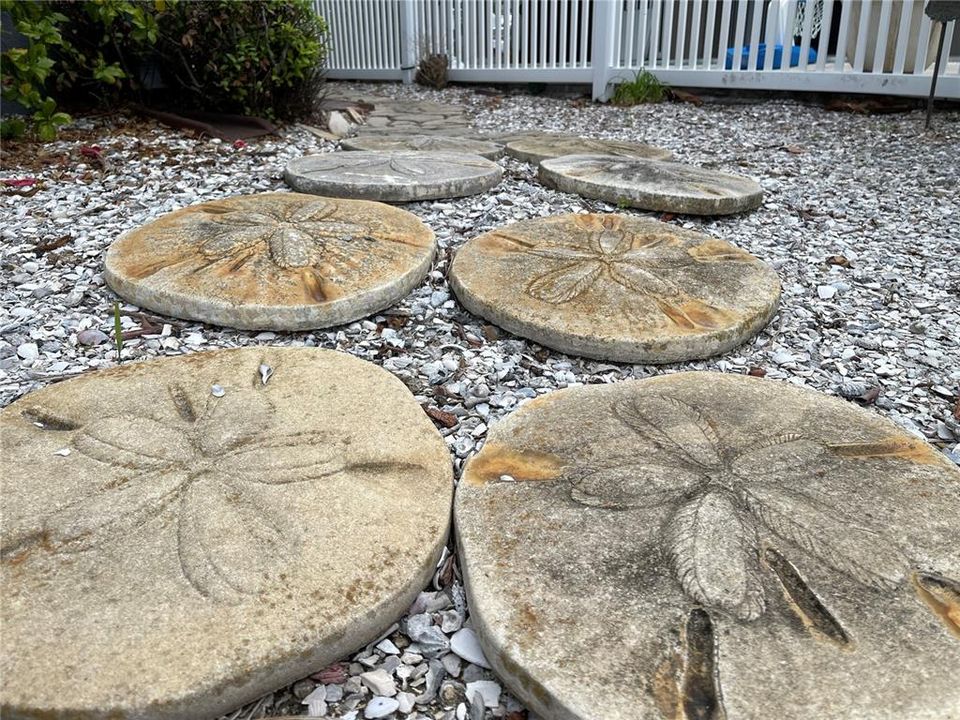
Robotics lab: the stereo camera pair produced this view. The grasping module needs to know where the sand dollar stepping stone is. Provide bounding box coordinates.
[456,372,960,720]
[341,134,504,159]
[104,192,434,330]
[0,347,452,719]
[449,213,779,363]
[505,134,672,165]
[481,129,565,144]
[284,151,502,202]
[540,155,763,215]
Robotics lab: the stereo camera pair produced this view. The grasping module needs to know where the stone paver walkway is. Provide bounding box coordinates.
[350,97,473,136]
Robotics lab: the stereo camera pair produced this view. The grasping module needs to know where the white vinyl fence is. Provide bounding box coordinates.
[315,0,960,100]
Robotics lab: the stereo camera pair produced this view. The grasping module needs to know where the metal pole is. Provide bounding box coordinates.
[925,22,946,130]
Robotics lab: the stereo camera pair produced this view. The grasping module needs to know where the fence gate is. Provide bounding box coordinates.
[314,0,960,99]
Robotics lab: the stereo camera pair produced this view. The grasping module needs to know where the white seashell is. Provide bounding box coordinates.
[259,364,274,385]
[211,384,226,398]
[838,380,867,398]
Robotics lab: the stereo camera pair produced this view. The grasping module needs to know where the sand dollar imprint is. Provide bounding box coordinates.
[539,155,764,215]
[450,214,780,363]
[284,151,503,202]
[104,192,435,330]
[456,374,960,720]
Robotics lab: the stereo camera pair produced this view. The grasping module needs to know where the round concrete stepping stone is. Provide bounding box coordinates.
[449,213,780,363]
[505,134,672,165]
[456,372,960,720]
[540,155,763,215]
[284,151,502,202]
[479,129,566,145]
[341,134,504,159]
[0,347,452,719]
[104,192,435,330]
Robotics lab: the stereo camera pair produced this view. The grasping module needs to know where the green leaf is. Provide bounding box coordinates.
[94,64,126,84]
[36,122,56,142]
[0,117,27,140]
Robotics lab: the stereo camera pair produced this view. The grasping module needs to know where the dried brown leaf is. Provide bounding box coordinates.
[424,406,458,428]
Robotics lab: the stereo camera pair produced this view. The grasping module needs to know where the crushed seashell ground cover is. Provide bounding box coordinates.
[1,81,958,719]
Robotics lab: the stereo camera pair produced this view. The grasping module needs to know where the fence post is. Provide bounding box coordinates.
[592,0,617,101]
[399,0,418,83]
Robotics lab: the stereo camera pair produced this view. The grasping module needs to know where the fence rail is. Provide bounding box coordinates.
[314,0,960,99]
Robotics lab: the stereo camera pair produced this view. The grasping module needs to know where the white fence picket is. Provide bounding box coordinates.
[703,0,718,70]
[763,0,779,71]
[747,0,763,72]
[690,0,703,69]
[872,0,895,75]
[318,0,960,99]
[676,0,688,68]
[798,0,815,71]
[913,11,933,73]
[816,0,835,71]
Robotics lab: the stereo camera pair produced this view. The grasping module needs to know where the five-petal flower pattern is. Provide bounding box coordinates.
[197,197,396,272]
[48,385,351,602]
[571,158,733,197]
[571,393,910,621]
[300,153,491,180]
[493,214,750,329]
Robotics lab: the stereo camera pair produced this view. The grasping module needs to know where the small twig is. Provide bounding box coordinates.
[2,185,42,198]
[24,368,96,384]
[113,302,123,362]
[121,310,185,330]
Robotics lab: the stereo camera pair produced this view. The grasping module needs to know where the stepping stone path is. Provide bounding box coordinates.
[341,133,504,159]
[104,192,435,330]
[285,151,502,202]
[540,155,764,215]
[505,134,673,165]
[0,347,452,719]
[456,371,960,720]
[450,213,780,362]
[350,98,473,136]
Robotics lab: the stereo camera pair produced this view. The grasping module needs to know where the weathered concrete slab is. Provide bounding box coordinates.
[341,134,504,159]
[456,371,960,720]
[285,152,502,202]
[450,213,780,363]
[540,155,764,215]
[505,135,672,165]
[1,347,453,719]
[105,192,435,330]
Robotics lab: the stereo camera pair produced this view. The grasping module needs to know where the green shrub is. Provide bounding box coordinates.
[612,69,667,106]
[152,0,328,120]
[0,0,72,139]
[1,0,328,140]
[53,0,169,102]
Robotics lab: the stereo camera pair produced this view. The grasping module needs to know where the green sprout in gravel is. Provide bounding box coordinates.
[613,69,667,106]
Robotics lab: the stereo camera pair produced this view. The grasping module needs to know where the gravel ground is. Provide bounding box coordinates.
[2,81,958,719]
